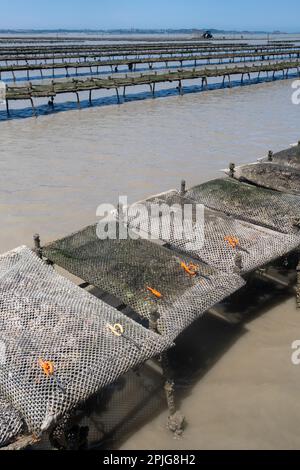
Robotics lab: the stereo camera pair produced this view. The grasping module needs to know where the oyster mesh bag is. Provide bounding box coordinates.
[186,178,300,234]
[0,246,169,435]
[123,190,300,274]
[43,222,245,341]
[0,394,23,448]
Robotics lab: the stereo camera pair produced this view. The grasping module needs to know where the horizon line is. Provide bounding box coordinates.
[0,28,296,33]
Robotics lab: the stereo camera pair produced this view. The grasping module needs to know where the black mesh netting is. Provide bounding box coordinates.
[231,162,300,195]
[262,144,300,169]
[0,246,169,436]
[0,395,24,448]
[42,223,245,341]
[123,191,300,274]
[186,178,300,234]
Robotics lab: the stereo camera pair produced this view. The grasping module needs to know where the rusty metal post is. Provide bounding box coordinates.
[178,80,183,95]
[149,308,160,334]
[6,99,10,116]
[151,82,156,98]
[180,180,186,196]
[148,308,185,437]
[161,353,184,437]
[229,162,235,178]
[74,91,80,108]
[33,234,42,259]
[234,253,243,274]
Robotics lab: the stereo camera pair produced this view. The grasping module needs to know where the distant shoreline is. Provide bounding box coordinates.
[0,29,292,35]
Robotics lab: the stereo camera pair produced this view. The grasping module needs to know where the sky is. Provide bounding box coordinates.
[0,0,299,32]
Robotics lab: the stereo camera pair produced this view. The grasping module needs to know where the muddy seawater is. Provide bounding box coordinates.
[1,42,300,449]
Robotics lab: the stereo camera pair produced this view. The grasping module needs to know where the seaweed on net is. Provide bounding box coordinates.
[263,144,300,170]
[43,222,245,340]
[186,178,300,234]
[231,162,300,195]
[123,190,300,274]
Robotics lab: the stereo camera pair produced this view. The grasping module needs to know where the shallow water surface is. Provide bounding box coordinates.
[0,76,299,252]
[1,35,300,451]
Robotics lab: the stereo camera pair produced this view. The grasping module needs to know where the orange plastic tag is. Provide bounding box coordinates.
[38,359,54,377]
[181,262,198,276]
[224,236,239,249]
[146,286,162,299]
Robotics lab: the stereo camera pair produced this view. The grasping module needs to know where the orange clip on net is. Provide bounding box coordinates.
[146,286,162,299]
[180,262,199,276]
[224,236,239,249]
[38,359,55,377]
